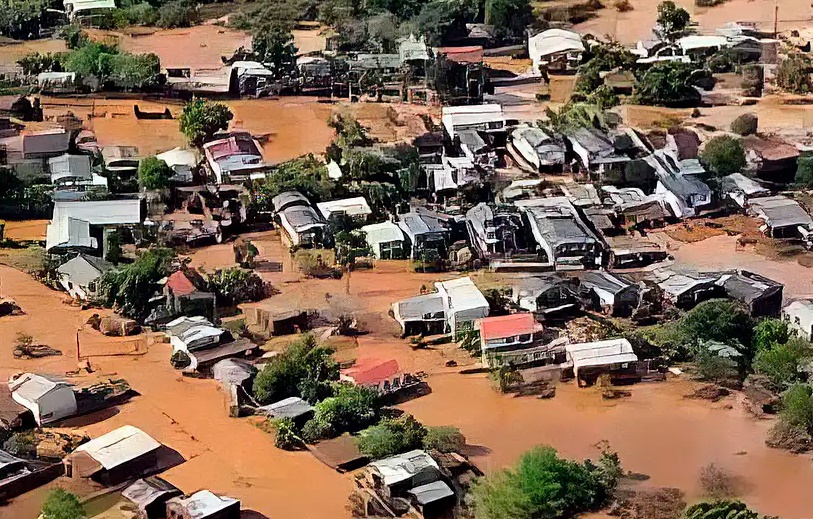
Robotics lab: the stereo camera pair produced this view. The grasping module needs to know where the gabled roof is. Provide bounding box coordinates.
[361,222,404,246]
[370,449,440,487]
[165,270,199,297]
[342,358,400,386]
[435,277,489,314]
[580,271,634,296]
[259,396,314,419]
[476,313,542,342]
[566,338,638,369]
[316,197,372,219]
[122,477,182,511]
[271,191,310,212]
[715,270,782,304]
[747,196,812,229]
[22,129,70,156]
[9,373,72,403]
[73,425,161,470]
[408,480,454,505]
[57,253,110,287]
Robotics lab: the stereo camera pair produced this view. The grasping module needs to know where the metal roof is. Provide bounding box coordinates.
[747,196,812,229]
[49,154,92,182]
[167,490,239,519]
[279,205,326,232]
[74,425,161,470]
[393,293,445,322]
[8,373,71,403]
[259,396,314,419]
[166,316,213,336]
[212,358,257,386]
[271,191,310,212]
[408,480,454,505]
[370,449,440,487]
[528,29,584,58]
[0,449,25,473]
[361,222,404,246]
[566,339,637,370]
[57,253,109,287]
[476,313,541,343]
[435,277,489,314]
[122,477,182,511]
[316,197,372,219]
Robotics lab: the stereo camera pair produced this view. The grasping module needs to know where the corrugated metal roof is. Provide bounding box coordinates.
[370,449,440,487]
[476,313,540,341]
[316,197,372,219]
[566,338,638,370]
[361,222,404,247]
[57,253,109,287]
[74,425,161,470]
[168,490,239,518]
[122,477,181,511]
[9,373,70,402]
[408,480,454,505]
[259,396,314,419]
[435,277,489,314]
[341,359,400,386]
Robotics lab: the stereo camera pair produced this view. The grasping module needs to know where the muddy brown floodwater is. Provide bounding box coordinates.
[4,230,813,518]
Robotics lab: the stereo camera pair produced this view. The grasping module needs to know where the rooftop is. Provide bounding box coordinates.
[342,358,400,386]
[370,449,440,487]
[168,490,239,518]
[74,425,161,470]
[476,313,542,342]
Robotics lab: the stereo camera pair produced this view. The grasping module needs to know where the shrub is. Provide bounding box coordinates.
[656,1,691,40]
[123,3,158,26]
[753,338,812,389]
[302,384,381,442]
[779,383,813,433]
[357,414,426,459]
[753,318,791,352]
[684,500,760,519]
[612,0,633,12]
[741,64,763,97]
[698,463,739,498]
[157,0,199,28]
[272,417,302,450]
[206,267,266,306]
[3,432,36,458]
[678,300,755,357]
[98,247,175,320]
[138,156,173,190]
[634,61,701,107]
[695,349,741,386]
[730,113,758,136]
[252,334,338,404]
[776,54,812,94]
[423,425,466,453]
[471,446,607,519]
[700,136,747,177]
[41,488,85,519]
[796,155,813,188]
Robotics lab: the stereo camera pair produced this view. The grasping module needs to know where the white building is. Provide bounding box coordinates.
[9,373,78,425]
[783,300,813,341]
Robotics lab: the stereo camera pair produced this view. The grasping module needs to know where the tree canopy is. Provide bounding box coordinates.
[684,500,763,519]
[252,334,339,404]
[700,135,747,177]
[178,99,234,147]
[357,414,427,459]
[98,248,175,320]
[138,157,173,190]
[301,383,381,442]
[41,488,85,519]
[655,0,690,41]
[251,25,298,79]
[634,61,701,107]
[796,155,813,188]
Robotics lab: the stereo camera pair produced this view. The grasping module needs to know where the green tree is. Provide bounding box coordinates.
[138,156,173,190]
[252,25,298,79]
[471,446,606,519]
[486,0,532,41]
[301,383,380,442]
[677,300,755,358]
[656,0,691,41]
[64,40,120,86]
[780,383,813,433]
[252,155,334,211]
[252,334,339,404]
[105,231,123,265]
[97,247,175,320]
[754,338,812,389]
[753,318,791,352]
[423,425,466,453]
[776,54,812,94]
[796,155,813,188]
[357,414,427,459]
[700,135,747,177]
[110,52,160,91]
[157,0,199,28]
[0,0,61,40]
[41,488,85,519]
[412,0,474,46]
[634,61,701,107]
[62,24,88,50]
[272,417,303,450]
[17,52,65,75]
[206,267,266,306]
[178,99,233,147]
[683,500,761,519]
[695,349,741,386]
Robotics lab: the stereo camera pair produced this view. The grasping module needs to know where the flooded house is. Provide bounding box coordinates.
[527,29,584,73]
[441,104,507,142]
[341,358,405,394]
[720,173,769,210]
[579,271,640,317]
[413,132,445,164]
[203,132,265,184]
[155,147,199,184]
[271,191,327,248]
[783,300,813,341]
[391,276,489,336]
[465,203,547,270]
[158,269,217,323]
[9,373,77,426]
[46,198,145,255]
[474,313,555,368]
[653,268,721,309]
[508,125,566,173]
[743,135,800,184]
[102,145,140,186]
[603,235,668,269]
[600,186,669,228]
[563,127,630,177]
[167,318,255,375]
[397,209,453,261]
[565,338,639,386]
[516,197,602,270]
[647,152,712,218]
[746,195,813,239]
[56,253,111,301]
[360,222,406,260]
[433,46,487,104]
[122,477,183,519]
[317,196,372,223]
[64,0,116,20]
[369,450,442,499]
[65,425,163,485]
[408,480,456,519]
[166,490,241,519]
[511,274,581,316]
[258,396,314,427]
[714,270,783,317]
[49,153,108,201]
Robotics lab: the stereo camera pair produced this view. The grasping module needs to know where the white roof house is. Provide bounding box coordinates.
[167,490,240,518]
[783,300,813,341]
[46,199,143,252]
[64,0,116,19]
[316,197,372,220]
[435,277,490,334]
[369,449,441,488]
[155,147,199,184]
[9,373,77,426]
[565,338,638,379]
[528,29,584,74]
[73,425,161,471]
[361,222,405,259]
[57,253,109,301]
[441,104,506,139]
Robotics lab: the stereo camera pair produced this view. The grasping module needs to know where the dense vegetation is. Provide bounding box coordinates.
[253,334,339,404]
[41,489,85,519]
[700,136,747,177]
[138,157,173,190]
[357,414,466,458]
[178,99,234,147]
[98,247,175,320]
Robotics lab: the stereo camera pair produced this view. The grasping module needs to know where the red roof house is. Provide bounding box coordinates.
[476,313,543,341]
[341,358,401,391]
[165,270,199,297]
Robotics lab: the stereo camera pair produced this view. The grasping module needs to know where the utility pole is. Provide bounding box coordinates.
[774,0,779,39]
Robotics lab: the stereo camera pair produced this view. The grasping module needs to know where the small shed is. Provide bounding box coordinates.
[341,359,402,393]
[369,450,441,498]
[166,490,240,519]
[715,270,783,317]
[435,277,490,335]
[579,271,640,317]
[66,425,162,485]
[8,373,77,426]
[565,338,638,385]
[212,358,257,388]
[258,396,314,426]
[122,477,182,519]
[316,197,372,221]
[408,480,456,519]
[361,222,406,260]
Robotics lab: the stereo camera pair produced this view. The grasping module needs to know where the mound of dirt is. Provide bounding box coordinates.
[766,420,813,454]
[684,384,730,402]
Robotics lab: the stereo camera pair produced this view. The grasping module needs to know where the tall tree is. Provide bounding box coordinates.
[252,25,298,79]
[178,99,233,147]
